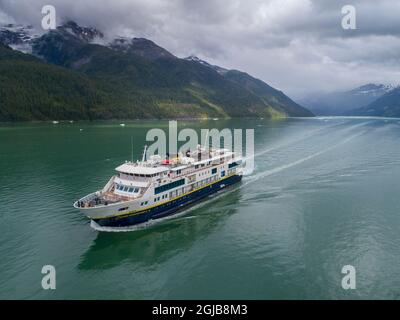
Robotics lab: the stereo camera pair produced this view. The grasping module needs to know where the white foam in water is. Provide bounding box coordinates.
[244,131,365,185]
[242,121,368,177]
[91,219,153,232]
[240,125,332,176]
[242,120,368,166]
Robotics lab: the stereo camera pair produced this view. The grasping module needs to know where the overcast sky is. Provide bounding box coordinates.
[1,0,400,98]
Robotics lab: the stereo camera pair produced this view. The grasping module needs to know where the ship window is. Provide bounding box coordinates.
[228,162,238,169]
[145,201,148,205]
[134,188,139,193]
[154,178,185,194]
[123,186,129,192]
[118,207,129,211]
[212,168,217,174]
[128,187,134,193]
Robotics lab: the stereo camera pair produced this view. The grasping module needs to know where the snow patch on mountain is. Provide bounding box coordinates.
[0,24,41,53]
[58,21,104,43]
[185,55,228,74]
[350,83,398,96]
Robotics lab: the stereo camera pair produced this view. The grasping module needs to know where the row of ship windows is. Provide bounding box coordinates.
[194,176,218,187]
[154,194,168,202]
[198,168,218,177]
[194,162,211,169]
[116,184,140,193]
[121,172,161,178]
[175,162,219,177]
[154,178,185,194]
[140,194,168,206]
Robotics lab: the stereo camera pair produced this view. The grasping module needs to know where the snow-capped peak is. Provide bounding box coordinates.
[0,23,40,53]
[58,21,104,43]
[351,83,398,96]
[185,55,209,65]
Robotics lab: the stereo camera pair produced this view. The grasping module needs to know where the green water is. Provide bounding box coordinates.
[1,117,400,299]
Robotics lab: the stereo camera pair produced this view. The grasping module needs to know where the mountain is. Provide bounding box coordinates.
[183,56,312,117]
[110,37,176,60]
[222,70,313,117]
[0,43,112,121]
[0,21,313,121]
[351,87,400,117]
[299,84,395,116]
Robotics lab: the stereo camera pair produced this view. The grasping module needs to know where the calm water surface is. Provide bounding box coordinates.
[1,117,400,299]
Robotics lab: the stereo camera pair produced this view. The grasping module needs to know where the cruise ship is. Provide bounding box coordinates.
[74,145,243,228]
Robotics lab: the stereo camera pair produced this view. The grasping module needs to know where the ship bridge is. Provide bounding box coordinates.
[115,163,169,177]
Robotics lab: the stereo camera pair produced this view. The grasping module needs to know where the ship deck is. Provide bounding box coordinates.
[85,192,131,207]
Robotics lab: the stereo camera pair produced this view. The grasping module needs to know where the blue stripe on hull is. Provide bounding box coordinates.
[94,174,242,227]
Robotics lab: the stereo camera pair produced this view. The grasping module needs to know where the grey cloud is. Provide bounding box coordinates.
[1,0,400,97]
